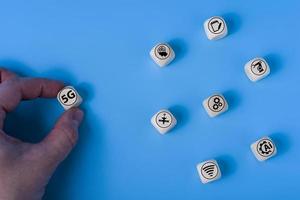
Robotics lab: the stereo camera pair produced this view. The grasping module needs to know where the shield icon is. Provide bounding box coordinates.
[210,20,222,32]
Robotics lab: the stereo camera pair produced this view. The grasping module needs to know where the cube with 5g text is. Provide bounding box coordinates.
[57,86,82,110]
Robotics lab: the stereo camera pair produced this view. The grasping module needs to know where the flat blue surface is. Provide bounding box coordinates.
[0,0,299,199]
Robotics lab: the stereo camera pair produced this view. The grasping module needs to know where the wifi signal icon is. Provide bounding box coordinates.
[201,162,218,179]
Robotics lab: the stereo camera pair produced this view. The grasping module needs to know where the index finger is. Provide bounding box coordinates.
[0,76,64,128]
[0,77,64,112]
[19,78,64,100]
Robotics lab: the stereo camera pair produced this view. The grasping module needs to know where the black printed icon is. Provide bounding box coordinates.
[201,162,218,180]
[159,113,169,124]
[212,97,222,110]
[155,111,172,128]
[251,59,267,76]
[211,20,222,32]
[208,17,225,34]
[155,44,170,60]
[257,139,275,157]
[254,62,264,73]
[157,46,168,57]
[60,88,77,106]
[208,95,225,112]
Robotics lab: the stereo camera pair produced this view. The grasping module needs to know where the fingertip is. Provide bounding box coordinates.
[54,80,65,89]
[53,80,65,95]
[43,78,65,92]
[63,107,84,125]
[50,80,65,96]
[70,107,84,124]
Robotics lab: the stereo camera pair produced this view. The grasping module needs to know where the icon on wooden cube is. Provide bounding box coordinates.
[57,86,82,110]
[245,57,270,82]
[150,43,175,67]
[251,137,277,161]
[203,94,228,117]
[151,109,177,134]
[204,16,228,40]
[197,159,221,184]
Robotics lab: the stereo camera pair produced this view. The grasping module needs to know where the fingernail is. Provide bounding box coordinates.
[73,109,84,123]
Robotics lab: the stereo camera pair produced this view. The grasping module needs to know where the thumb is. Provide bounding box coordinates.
[39,108,84,166]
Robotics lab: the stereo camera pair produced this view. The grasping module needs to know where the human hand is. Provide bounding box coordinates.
[0,69,84,200]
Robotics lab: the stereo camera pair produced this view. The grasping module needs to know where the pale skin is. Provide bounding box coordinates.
[0,69,84,200]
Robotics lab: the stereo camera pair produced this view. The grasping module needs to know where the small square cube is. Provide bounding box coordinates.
[150,43,175,67]
[197,159,221,184]
[245,57,270,82]
[251,137,277,161]
[151,109,177,134]
[203,94,228,117]
[204,16,228,40]
[57,86,82,110]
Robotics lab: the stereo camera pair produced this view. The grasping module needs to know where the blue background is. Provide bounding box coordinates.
[0,0,299,199]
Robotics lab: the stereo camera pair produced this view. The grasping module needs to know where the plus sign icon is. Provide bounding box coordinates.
[155,111,173,128]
